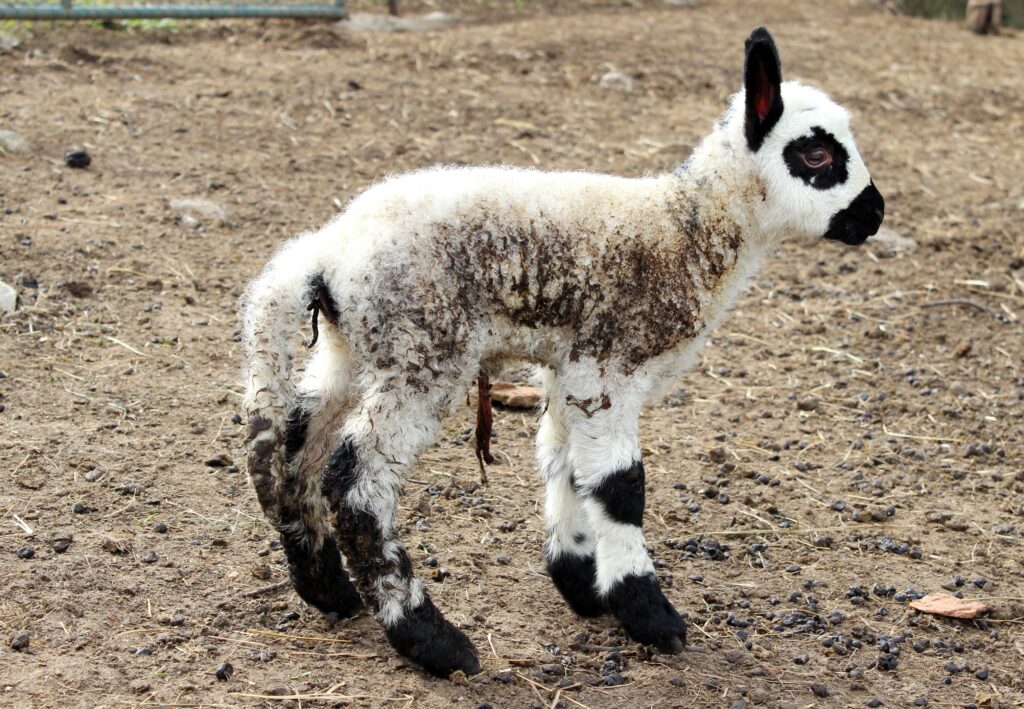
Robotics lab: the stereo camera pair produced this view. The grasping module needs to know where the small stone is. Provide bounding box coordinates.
[599,71,634,92]
[83,469,104,482]
[101,538,132,555]
[153,522,169,533]
[10,631,29,651]
[169,198,228,225]
[73,502,88,514]
[0,129,30,155]
[810,683,829,698]
[141,551,158,564]
[215,661,233,680]
[64,149,91,169]
[252,564,272,580]
[797,396,820,412]
[52,537,72,553]
[975,668,988,680]
[0,280,17,315]
[16,545,34,559]
[871,226,916,252]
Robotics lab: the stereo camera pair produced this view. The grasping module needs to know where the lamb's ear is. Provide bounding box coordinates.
[743,27,784,152]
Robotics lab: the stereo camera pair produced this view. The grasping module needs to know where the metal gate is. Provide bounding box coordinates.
[0,0,345,20]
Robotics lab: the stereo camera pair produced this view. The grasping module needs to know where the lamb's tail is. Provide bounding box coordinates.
[240,239,322,522]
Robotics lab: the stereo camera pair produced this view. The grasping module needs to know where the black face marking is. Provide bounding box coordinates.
[546,552,606,618]
[383,595,481,678]
[277,520,363,618]
[604,573,686,654]
[825,181,885,245]
[588,460,645,527]
[743,27,784,152]
[783,127,850,190]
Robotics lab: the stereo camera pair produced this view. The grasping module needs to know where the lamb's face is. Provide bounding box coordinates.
[740,29,884,245]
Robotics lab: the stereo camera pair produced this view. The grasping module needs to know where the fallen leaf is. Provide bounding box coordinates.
[908,593,988,619]
[489,382,542,409]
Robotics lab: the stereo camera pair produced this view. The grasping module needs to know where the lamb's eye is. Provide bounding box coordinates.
[802,148,832,169]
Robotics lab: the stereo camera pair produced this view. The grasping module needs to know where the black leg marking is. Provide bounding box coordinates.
[322,439,480,676]
[605,573,686,654]
[279,521,362,618]
[588,460,645,526]
[384,596,481,677]
[547,553,606,618]
[284,400,312,463]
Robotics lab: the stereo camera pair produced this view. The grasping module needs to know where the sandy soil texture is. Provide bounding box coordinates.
[1,1,1023,706]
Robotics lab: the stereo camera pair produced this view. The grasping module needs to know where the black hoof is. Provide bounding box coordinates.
[283,534,363,618]
[605,573,686,654]
[547,553,607,618]
[384,596,481,678]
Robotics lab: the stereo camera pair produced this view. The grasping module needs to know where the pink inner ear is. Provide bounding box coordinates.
[756,65,773,120]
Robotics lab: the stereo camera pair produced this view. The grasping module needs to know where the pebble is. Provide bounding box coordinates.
[169,198,228,224]
[73,502,89,514]
[16,545,34,559]
[598,71,634,92]
[810,683,829,697]
[215,661,233,680]
[52,537,72,553]
[0,129,30,155]
[154,522,169,533]
[975,668,988,680]
[83,469,104,482]
[0,280,16,315]
[10,631,29,651]
[141,551,158,564]
[796,396,820,412]
[252,565,272,580]
[64,149,91,169]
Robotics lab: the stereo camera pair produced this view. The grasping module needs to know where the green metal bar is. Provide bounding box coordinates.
[0,3,346,18]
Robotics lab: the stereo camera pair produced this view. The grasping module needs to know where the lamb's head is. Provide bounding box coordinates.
[729,27,884,245]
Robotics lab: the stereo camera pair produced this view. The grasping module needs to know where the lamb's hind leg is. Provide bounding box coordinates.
[323,379,480,678]
[276,342,361,617]
[538,372,605,617]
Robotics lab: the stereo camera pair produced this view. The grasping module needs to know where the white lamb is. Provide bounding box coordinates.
[241,27,884,677]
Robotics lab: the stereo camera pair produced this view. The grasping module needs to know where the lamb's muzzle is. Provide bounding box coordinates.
[239,25,884,678]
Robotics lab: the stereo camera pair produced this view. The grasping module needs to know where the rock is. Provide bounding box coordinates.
[101,538,132,555]
[796,396,820,412]
[16,545,34,559]
[0,280,17,315]
[344,11,458,32]
[15,273,38,289]
[84,469,104,482]
[953,339,972,358]
[870,226,916,252]
[64,150,92,169]
[141,551,158,564]
[215,661,234,680]
[252,564,272,580]
[599,71,634,92]
[10,631,29,651]
[490,382,542,409]
[63,281,93,298]
[169,198,228,225]
[0,129,30,155]
[52,537,73,553]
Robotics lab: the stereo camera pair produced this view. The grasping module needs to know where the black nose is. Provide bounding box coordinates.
[824,181,885,246]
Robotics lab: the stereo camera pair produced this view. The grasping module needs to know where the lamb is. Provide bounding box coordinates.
[240,27,884,678]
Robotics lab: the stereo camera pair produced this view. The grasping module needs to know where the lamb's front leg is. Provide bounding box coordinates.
[538,402,605,618]
[567,390,687,653]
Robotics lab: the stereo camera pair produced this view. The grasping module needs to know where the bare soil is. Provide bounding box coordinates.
[1,1,1023,707]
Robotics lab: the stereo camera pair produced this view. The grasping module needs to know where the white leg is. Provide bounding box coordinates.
[537,369,604,617]
[561,370,687,653]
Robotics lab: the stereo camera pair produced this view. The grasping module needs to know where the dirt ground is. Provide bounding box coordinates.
[1,1,1023,707]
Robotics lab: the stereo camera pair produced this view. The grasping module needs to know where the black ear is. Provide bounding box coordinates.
[744,27,784,152]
